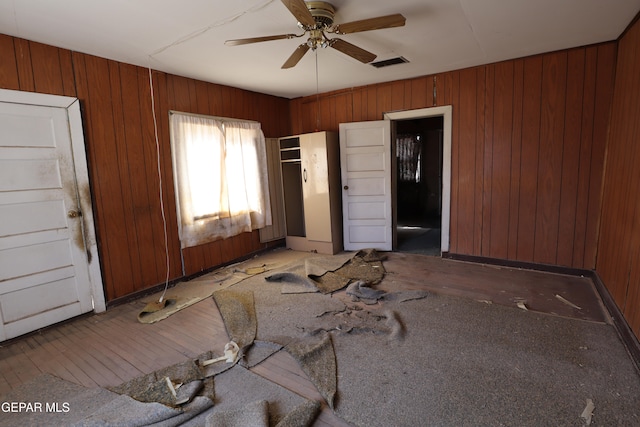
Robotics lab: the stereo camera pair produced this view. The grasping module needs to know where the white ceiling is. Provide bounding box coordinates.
[1,0,639,99]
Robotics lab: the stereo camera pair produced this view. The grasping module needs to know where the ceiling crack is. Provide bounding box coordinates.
[149,0,276,57]
[457,0,487,59]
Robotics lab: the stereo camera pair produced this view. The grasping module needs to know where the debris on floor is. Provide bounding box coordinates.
[581,398,595,425]
[556,294,582,310]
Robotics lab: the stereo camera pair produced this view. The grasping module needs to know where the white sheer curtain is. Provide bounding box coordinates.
[170,112,271,248]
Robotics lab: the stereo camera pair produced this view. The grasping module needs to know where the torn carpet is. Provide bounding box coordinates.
[212,289,257,350]
[0,374,214,427]
[265,249,386,294]
[137,260,274,324]
[285,332,337,410]
[211,364,319,426]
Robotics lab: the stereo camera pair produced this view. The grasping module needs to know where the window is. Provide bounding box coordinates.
[169,112,271,248]
[397,134,422,183]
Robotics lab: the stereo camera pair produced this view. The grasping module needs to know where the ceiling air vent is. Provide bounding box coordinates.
[370,56,409,68]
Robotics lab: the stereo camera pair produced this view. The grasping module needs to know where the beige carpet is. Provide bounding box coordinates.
[212,249,640,426]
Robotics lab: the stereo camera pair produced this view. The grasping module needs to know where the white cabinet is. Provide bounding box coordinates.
[279,131,342,254]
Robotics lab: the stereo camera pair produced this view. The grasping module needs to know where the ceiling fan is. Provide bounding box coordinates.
[225,0,406,68]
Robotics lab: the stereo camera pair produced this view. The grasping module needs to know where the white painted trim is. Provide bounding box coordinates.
[384,106,453,253]
[0,89,107,313]
[0,88,76,108]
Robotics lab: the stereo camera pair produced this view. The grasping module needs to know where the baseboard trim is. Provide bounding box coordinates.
[106,241,285,309]
[590,271,640,374]
[442,252,591,277]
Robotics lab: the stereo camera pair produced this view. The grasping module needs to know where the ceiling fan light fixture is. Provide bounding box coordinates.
[226,0,406,69]
[306,29,329,50]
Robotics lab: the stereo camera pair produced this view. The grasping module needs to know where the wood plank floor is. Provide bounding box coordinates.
[0,250,611,426]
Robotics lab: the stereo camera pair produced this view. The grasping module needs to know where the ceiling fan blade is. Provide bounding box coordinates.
[225,34,299,46]
[330,39,377,64]
[282,44,310,69]
[333,14,406,35]
[281,0,316,27]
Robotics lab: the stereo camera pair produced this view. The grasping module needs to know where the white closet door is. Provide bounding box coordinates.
[301,132,332,242]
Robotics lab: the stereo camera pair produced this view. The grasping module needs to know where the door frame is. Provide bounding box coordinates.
[384,106,452,253]
[0,88,106,313]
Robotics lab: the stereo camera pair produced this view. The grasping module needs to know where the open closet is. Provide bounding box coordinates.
[278,131,342,254]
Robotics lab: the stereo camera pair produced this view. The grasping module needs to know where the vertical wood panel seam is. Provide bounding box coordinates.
[452,72,460,253]
[591,45,606,269]
[515,63,523,260]
[81,54,112,298]
[571,49,587,268]
[67,49,79,97]
[120,65,145,288]
[579,48,597,268]
[507,61,515,259]
[475,67,485,255]
[514,61,525,260]
[488,66,494,256]
[532,59,545,259]
[589,44,616,271]
[554,54,569,265]
[484,65,494,256]
[111,63,140,296]
[54,48,64,95]
[134,66,161,284]
[14,39,34,90]
[4,37,20,87]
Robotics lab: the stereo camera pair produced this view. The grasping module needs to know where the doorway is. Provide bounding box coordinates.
[339,106,451,253]
[384,106,452,256]
[394,117,443,255]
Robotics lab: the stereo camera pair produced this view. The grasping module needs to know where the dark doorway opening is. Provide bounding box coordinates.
[395,116,443,255]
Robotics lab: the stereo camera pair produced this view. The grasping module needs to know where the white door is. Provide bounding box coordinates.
[339,121,392,251]
[301,132,332,242]
[0,96,99,341]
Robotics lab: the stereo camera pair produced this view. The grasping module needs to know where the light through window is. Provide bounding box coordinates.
[169,112,271,248]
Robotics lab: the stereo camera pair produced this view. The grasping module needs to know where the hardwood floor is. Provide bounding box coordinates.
[0,250,610,426]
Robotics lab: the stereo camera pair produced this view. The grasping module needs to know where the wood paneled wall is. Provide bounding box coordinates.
[0,34,289,302]
[290,43,616,270]
[596,17,640,338]
[1,30,633,342]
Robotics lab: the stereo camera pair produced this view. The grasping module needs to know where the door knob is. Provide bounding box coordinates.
[68,209,82,218]
[343,185,349,190]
